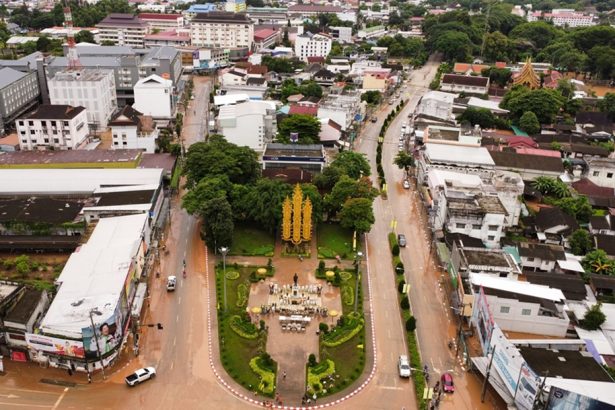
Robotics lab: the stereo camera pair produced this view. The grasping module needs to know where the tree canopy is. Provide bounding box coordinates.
[339,198,375,234]
[262,55,305,73]
[500,86,565,124]
[329,151,371,179]
[277,115,321,144]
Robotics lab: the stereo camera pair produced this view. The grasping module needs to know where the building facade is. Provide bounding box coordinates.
[295,33,332,62]
[137,13,184,32]
[191,12,254,49]
[217,100,276,151]
[17,105,88,151]
[109,105,157,153]
[96,14,148,48]
[47,69,117,131]
[132,74,175,119]
[0,68,40,135]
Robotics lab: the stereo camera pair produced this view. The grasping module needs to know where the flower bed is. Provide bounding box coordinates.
[229,315,259,339]
[249,355,277,396]
[236,283,249,307]
[341,284,354,306]
[306,359,336,394]
[322,313,364,347]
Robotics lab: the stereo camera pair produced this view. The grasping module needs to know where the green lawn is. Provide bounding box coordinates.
[216,265,272,396]
[317,223,361,260]
[229,225,275,257]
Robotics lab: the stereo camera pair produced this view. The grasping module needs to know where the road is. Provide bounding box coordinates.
[354,56,502,410]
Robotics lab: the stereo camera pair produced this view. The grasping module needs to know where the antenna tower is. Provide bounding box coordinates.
[63,3,81,69]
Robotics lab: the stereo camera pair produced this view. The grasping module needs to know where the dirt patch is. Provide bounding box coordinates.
[0,253,69,288]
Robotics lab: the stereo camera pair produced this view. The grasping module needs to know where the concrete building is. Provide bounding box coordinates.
[528,10,595,27]
[423,124,482,147]
[191,12,254,49]
[192,48,230,71]
[587,158,615,189]
[137,13,184,32]
[217,100,276,151]
[416,91,455,122]
[48,69,117,131]
[96,14,148,48]
[317,92,362,131]
[451,242,522,281]
[245,6,288,24]
[109,105,157,153]
[253,28,279,51]
[262,143,325,174]
[330,26,352,43]
[489,151,564,181]
[295,33,332,63]
[225,0,246,12]
[441,74,489,95]
[0,68,40,135]
[518,242,566,272]
[143,30,191,47]
[183,4,218,21]
[470,273,569,337]
[3,287,50,359]
[357,25,387,39]
[16,105,88,151]
[417,143,496,184]
[133,74,175,120]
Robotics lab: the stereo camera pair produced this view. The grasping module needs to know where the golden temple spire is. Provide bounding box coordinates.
[513,57,540,89]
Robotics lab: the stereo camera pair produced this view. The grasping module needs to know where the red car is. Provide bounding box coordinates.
[441,373,455,393]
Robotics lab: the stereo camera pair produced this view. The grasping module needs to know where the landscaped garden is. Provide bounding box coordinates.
[229,224,275,257]
[307,262,366,398]
[216,263,277,397]
[317,223,361,260]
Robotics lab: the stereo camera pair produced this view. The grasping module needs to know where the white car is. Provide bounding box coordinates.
[125,367,156,386]
[403,180,411,189]
[166,275,177,291]
[398,355,411,378]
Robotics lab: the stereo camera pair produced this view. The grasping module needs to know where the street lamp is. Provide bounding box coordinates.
[354,251,363,313]
[88,308,106,380]
[219,247,229,311]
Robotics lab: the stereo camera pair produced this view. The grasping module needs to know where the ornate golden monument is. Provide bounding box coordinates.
[513,57,540,89]
[281,184,312,252]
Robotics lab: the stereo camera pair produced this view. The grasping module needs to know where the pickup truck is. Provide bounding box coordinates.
[125,367,156,386]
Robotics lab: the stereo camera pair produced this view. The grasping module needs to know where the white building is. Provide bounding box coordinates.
[317,92,362,131]
[48,69,117,130]
[518,242,566,272]
[452,243,522,281]
[217,100,276,151]
[441,74,490,95]
[190,12,253,49]
[28,213,150,371]
[330,26,352,43]
[295,33,332,62]
[586,158,615,189]
[133,74,175,120]
[417,91,455,121]
[423,124,482,147]
[96,13,148,48]
[225,0,246,12]
[109,105,158,153]
[17,105,89,151]
[357,25,387,39]
[470,273,570,337]
[137,13,184,32]
[528,10,595,27]
[417,143,496,184]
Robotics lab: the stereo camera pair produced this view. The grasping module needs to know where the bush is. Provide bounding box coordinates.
[306,359,335,395]
[3,259,14,270]
[322,313,364,347]
[318,260,325,274]
[398,280,406,293]
[341,284,354,306]
[339,271,352,282]
[308,353,317,367]
[396,261,405,275]
[388,232,398,249]
[229,315,259,339]
[406,316,416,331]
[400,296,410,310]
[250,355,277,395]
[225,270,240,280]
[392,244,400,257]
[319,322,329,333]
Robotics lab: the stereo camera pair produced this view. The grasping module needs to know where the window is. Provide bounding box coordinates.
[526,257,535,262]
[521,309,532,316]
[456,223,465,229]
[488,225,499,231]
[472,224,481,230]
[593,171,600,177]
[500,306,510,314]
[487,235,495,241]
[608,173,614,179]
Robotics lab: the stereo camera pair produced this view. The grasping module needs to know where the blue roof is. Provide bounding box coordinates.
[511,125,529,137]
[187,4,217,12]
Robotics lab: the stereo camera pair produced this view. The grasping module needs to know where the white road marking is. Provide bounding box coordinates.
[380,386,404,391]
[176,314,179,323]
[171,361,174,370]
[178,296,182,305]
[174,336,177,346]
[51,388,68,410]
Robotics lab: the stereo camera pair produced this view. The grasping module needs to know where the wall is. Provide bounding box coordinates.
[133,82,173,119]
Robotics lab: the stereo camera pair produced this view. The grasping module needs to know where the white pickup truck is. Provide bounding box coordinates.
[125,367,156,386]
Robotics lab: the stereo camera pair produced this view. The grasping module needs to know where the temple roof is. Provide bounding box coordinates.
[513,57,540,89]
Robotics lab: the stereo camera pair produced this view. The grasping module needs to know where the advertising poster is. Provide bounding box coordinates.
[515,365,540,410]
[25,333,85,359]
[547,387,615,410]
[81,305,124,360]
[471,286,494,354]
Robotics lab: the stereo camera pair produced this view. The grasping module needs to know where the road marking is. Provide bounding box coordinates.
[51,388,68,410]
[0,388,58,395]
[176,314,179,323]
[379,386,404,391]
[178,296,182,305]
[171,361,174,370]
[0,402,50,408]
[174,336,177,346]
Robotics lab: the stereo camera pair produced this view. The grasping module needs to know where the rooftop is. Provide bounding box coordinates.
[137,13,182,20]
[287,4,343,12]
[0,149,142,167]
[4,288,44,324]
[470,272,566,302]
[519,346,613,382]
[97,13,147,28]
[518,242,566,261]
[0,67,28,89]
[264,143,324,159]
[0,197,82,224]
[49,69,113,82]
[461,247,515,268]
[442,74,489,87]
[489,151,564,173]
[193,11,251,23]
[524,271,587,300]
[424,143,495,167]
[23,105,85,121]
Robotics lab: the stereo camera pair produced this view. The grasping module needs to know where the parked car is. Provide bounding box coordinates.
[371,116,377,123]
[398,355,411,378]
[125,367,156,387]
[403,180,411,189]
[441,373,455,393]
[398,234,407,247]
[166,276,176,291]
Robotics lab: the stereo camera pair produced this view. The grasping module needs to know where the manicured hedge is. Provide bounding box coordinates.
[307,359,336,394]
[250,355,277,395]
[229,315,259,339]
[322,313,364,347]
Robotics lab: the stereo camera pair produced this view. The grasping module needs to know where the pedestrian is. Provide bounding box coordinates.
[283,371,286,380]
[87,374,92,384]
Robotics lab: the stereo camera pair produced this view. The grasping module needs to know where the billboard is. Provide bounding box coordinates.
[471,286,494,354]
[25,333,85,359]
[81,305,124,360]
[547,386,615,410]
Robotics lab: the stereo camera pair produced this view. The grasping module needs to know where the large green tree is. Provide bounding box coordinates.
[581,303,606,330]
[361,91,382,105]
[277,115,321,144]
[182,176,230,215]
[246,179,292,231]
[324,175,378,215]
[457,108,496,129]
[184,135,260,187]
[500,87,565,124]
[587,46,615,80]
[329,151,371,179]
[201,197,234,249]
[582,249,614,276]
[433,31,473,62]
[509,21,563,51]
[339,198,375,234]
[519,111,540,135]
[483,31,511,63]
[568,229,594,256]
[599,93,615,121]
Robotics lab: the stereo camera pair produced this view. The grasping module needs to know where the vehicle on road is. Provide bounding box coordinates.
[166,276,176,291]
[125,367,156,386]
[403,180,410,189]
[389,99,395,105]
[441,373,455,393]
[398,234,407,247]
[398,355,411,378]
[371,116,377,123]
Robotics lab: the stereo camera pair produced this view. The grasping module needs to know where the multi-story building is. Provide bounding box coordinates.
[217,100,276,151]
[40,27,101,43]
[192,48,230,71]
[441,74,489,94]
[137,13,184,32]
[44,46,182,107]
[295,32,332,62]
[357,25,387,40]
[317,91,362,131]
[191,12,254,49]
[133,74,175,120]
[0,68,40,135]
[183,3,219,22]
[144,30,191,47]
[17,105,88,150]
[253,28,279,51]
[47,69,117,131]
[245,6,288,24]
[528,10,595,27]
[109,105,158,153]
[96,14,148,48]
[287,5,355,23]
[225,0,246,12]
[330,26,352,43]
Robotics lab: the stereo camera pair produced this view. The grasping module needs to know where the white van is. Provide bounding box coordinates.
[166,276,177,291]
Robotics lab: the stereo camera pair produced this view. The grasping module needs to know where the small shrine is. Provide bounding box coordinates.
[513,57,540,89]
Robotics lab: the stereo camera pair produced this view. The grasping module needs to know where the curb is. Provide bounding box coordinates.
[204,237,378,409]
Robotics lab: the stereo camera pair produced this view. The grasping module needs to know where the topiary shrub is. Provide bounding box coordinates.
[398,280,406,294]
[319,322,329,333]
[318,260,325,274]
[308,353,317,367]
[400,296,410,310]
[396,261,404,275]
[392,244,400,256]
[406,316,416,331]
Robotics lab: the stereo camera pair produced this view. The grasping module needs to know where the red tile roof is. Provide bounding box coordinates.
[307,56,325,64]
[254,28,277,41]
[138,13,182,20]
[572,178,615,198]
[288,105,318,116]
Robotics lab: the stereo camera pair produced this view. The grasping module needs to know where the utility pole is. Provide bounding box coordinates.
[532,371,549,410]
[219,247,229,311]
[88,308,106,380]
[481,344,495,403]
[354,251,363,313]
